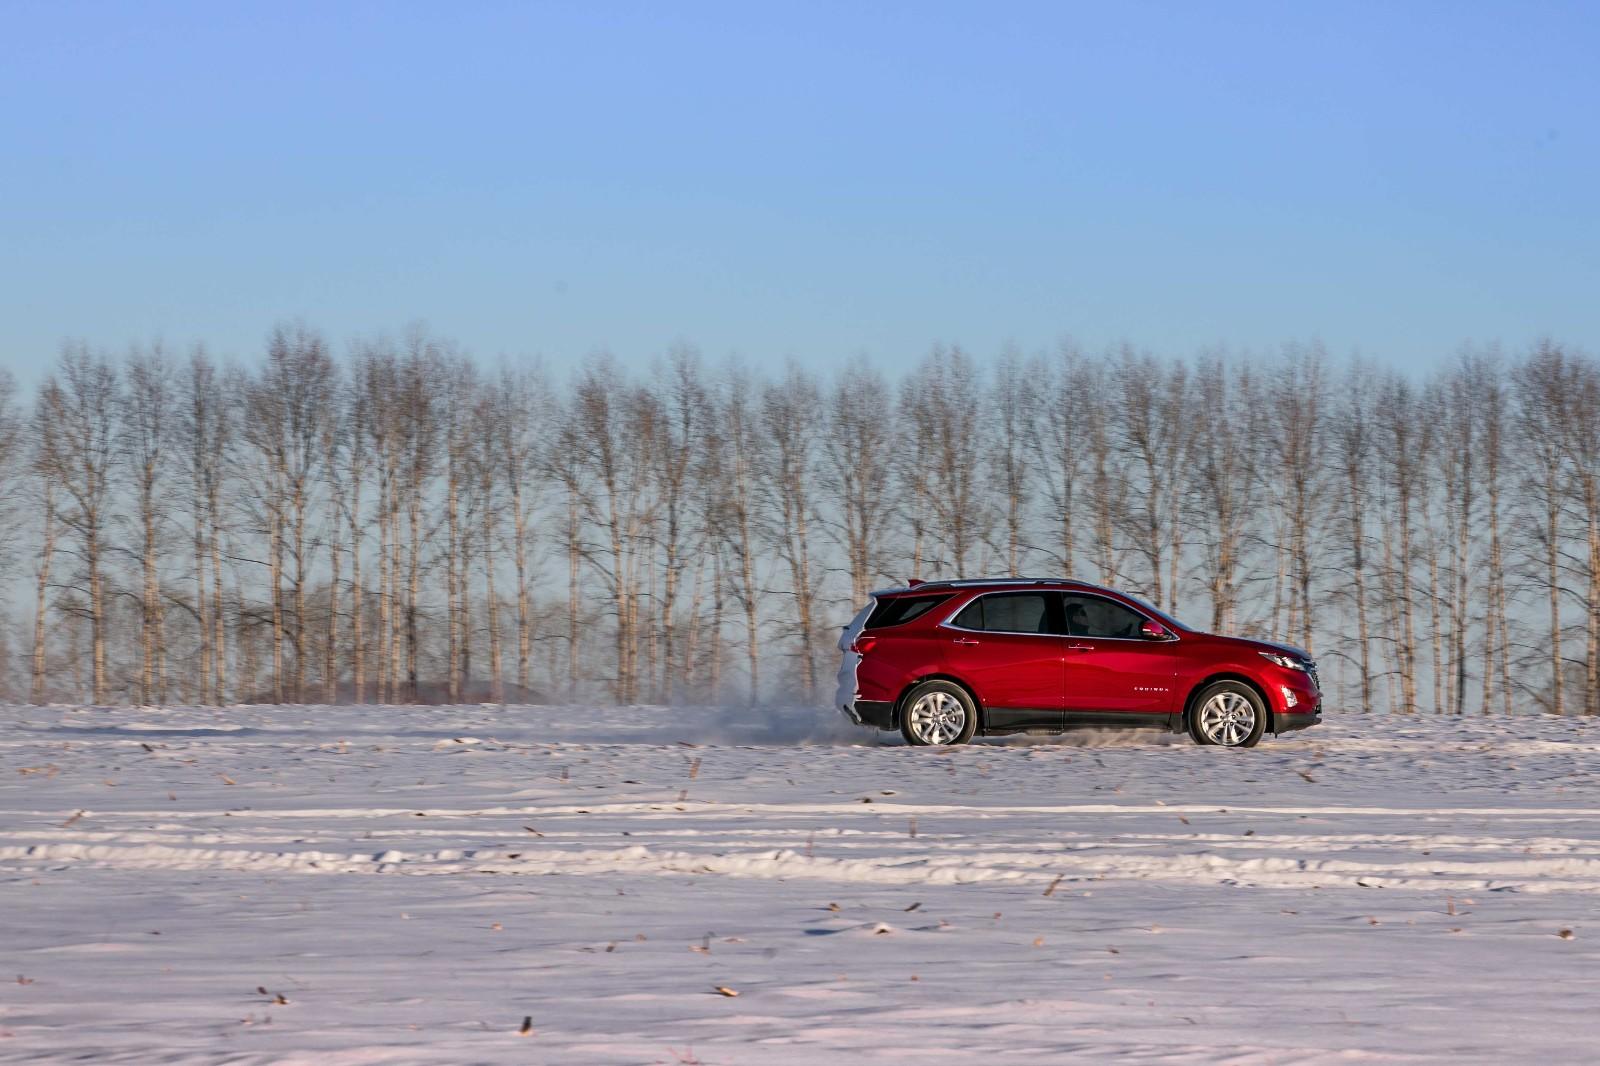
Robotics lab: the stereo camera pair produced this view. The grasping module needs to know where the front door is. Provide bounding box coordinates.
[1060,593,1181,717]
[944,591,1065,730]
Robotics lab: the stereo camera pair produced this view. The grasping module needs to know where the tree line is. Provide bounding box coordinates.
[0,327,1595,714]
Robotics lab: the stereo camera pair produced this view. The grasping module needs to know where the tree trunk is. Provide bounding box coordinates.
[31,486,55,705]
[270,504,285,704]
[568,485,581,690]
[1548,491,1564,715]
[512,483,531,693]
[350,476,364,704]
[325,517,341,704]
[483,473,504,704]
[209,486,227,703]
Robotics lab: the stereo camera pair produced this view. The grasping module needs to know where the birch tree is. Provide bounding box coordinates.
[1513,344,1574,714]
[124,346,174,705]
[36,346,119,703]
[820,364,894,606]
[1188,357,1257,633]
[900,346,987,577]
[759,363,825,698]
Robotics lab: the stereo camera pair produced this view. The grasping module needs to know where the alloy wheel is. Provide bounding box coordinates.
[1198,691,1258,746]
[907,691,968,745]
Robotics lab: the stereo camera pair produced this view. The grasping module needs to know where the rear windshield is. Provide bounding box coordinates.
[864,594,952,630]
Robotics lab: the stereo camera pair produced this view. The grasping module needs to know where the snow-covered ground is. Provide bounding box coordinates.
[2,703,1598,1064]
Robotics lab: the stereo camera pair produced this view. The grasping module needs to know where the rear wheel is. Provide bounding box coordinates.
[900,681,978,746]
[1189,681,1267,748]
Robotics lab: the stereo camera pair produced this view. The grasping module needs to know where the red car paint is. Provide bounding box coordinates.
[837,577,1322,744]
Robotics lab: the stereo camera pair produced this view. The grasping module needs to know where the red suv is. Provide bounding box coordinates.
[836,578,1322,747]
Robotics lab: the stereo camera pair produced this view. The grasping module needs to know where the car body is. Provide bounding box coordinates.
[836,577,1322,747]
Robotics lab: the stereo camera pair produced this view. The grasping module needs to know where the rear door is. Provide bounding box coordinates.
[1059,593,1182,716]
[942,591,1066,730]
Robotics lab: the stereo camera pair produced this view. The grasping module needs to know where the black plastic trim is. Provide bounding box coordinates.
[983,707,1064,732]
[853,700,896,730]
[979,707,1180,735]
[1273,709,1322,734]
[1059,709,1175,729]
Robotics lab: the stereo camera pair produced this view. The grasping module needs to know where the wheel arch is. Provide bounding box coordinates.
[896,674,984,729]
[1182,672,1276,734]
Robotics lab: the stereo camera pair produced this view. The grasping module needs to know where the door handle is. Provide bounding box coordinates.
[952,637,980,645]
[1066,643,1094,652]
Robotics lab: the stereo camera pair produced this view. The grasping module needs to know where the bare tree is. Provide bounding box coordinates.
[358,344,400,702]
[0,371,37,698]
[339,367,372,703]
[124,345,175,705]
[1472,349,1514,714]
[472,383,505,703]
[442,357,479,702]
[708,364,762,701]
[900,346,987,577]
[243,325,335,703]
[988,348,1033,576]
[36,345,119,703]
[1373,372,1430,714]
[396,333,442,701]
[1562,350,1600,716]
[1188,357,1258,633]
[568,357,658,703]
[820,363,895,606]
[1033,343,1092,578]
[30,474,57,705]
[1332,363,1376,710]
[647,348,707,698]
[179,349,230,704]
[1258,344,1325,651]
[1434,357,1484,713]
[494,364,544,695]
[759,363,825,699]
[1513,343,1574,714]
[1117,348,1191,609]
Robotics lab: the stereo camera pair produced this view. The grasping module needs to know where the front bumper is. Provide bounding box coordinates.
[1274,703,1322,733]
[841,700,896,730]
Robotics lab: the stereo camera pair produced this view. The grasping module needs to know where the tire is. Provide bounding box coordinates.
[899,680,978,746]
[1188,681,1267,748]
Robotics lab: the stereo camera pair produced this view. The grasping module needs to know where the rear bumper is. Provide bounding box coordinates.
[841,700,896,730]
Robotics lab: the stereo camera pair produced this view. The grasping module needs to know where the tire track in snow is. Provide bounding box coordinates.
[8,835,1600,893]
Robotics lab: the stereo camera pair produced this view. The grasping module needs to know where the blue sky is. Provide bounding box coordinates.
[2,1,1596,380]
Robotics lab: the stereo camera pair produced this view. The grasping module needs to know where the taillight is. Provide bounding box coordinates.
[852,634,878,656]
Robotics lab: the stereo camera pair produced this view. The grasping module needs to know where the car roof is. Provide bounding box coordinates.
[871,576,1118,597]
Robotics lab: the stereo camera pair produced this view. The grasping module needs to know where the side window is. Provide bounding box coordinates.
[951,598,985,630]
[1062,594,1145,638]
[865,594,952,630]
[951,592,1058,634]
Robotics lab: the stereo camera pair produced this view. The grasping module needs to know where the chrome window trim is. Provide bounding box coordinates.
[938,588,1181,643]
[1060,590,1182,643]
[938,590,1061,637]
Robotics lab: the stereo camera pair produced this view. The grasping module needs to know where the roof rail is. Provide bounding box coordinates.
[896,576,1113,591]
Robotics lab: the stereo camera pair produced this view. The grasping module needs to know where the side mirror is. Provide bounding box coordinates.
[1140,620,1170,641]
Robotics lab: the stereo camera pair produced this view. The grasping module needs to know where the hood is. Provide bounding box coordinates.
[1205,633,1313,662]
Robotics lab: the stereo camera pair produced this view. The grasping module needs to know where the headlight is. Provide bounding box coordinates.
[1259,651,1308,672]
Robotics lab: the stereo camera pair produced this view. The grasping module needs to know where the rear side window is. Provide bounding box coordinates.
[865,594,952,630]
[950,592,1059,634]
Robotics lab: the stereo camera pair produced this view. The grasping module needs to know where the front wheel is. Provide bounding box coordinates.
[900,681,978,746]
[1189,682,1267,748]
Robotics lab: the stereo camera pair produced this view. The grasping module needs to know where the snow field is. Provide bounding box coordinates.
[2,704,1598,1063]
